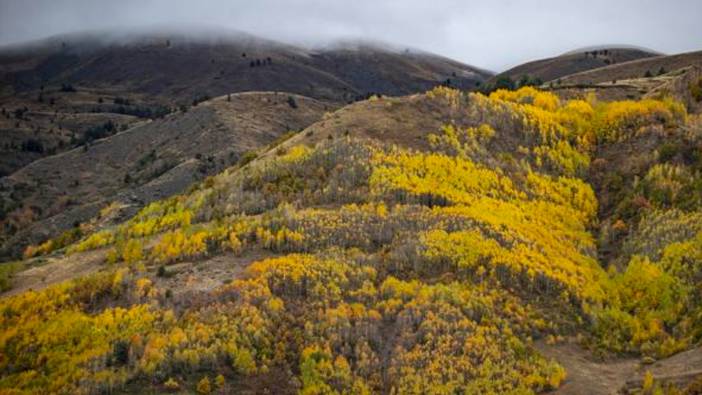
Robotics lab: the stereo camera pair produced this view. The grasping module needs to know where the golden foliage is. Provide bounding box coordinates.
[4,86,696,393]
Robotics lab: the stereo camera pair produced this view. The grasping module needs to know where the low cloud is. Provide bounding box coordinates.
[0,0,700,71]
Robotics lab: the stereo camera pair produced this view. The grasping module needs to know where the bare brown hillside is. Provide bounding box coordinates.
[555,50,702,85]
[490,47,657,86]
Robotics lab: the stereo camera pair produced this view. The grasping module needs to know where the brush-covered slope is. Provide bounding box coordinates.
[2,86,702,394]
[490,47,657,86]
[0,92,328,258]
[0,86,169,176]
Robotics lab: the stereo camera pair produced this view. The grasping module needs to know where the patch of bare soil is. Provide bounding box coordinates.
[538,339,702,394]
[3,248,106,296]
[151,250,276,296]
[539,339,638,394]
[622,346,702,393]
[1,247,275,300]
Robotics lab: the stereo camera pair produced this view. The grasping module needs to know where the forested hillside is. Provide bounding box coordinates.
[2,84,702,394]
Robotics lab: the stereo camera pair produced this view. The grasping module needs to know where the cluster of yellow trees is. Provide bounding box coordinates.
[7,86,700,393]
[23,227,83,258]
[0,253,566,393]
[0,269,274,393]
[593,227,702,357]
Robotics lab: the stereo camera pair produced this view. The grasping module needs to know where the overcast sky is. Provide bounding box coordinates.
[0,0,700,71]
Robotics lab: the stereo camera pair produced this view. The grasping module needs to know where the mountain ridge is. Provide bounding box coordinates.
[0,29,491,102]
[1,27,702,394]
[488,47,659,87]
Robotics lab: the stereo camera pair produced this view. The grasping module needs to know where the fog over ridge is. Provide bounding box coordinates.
[1,0,701,71]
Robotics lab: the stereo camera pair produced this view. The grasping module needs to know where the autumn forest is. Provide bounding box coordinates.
[2,78,702,394]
